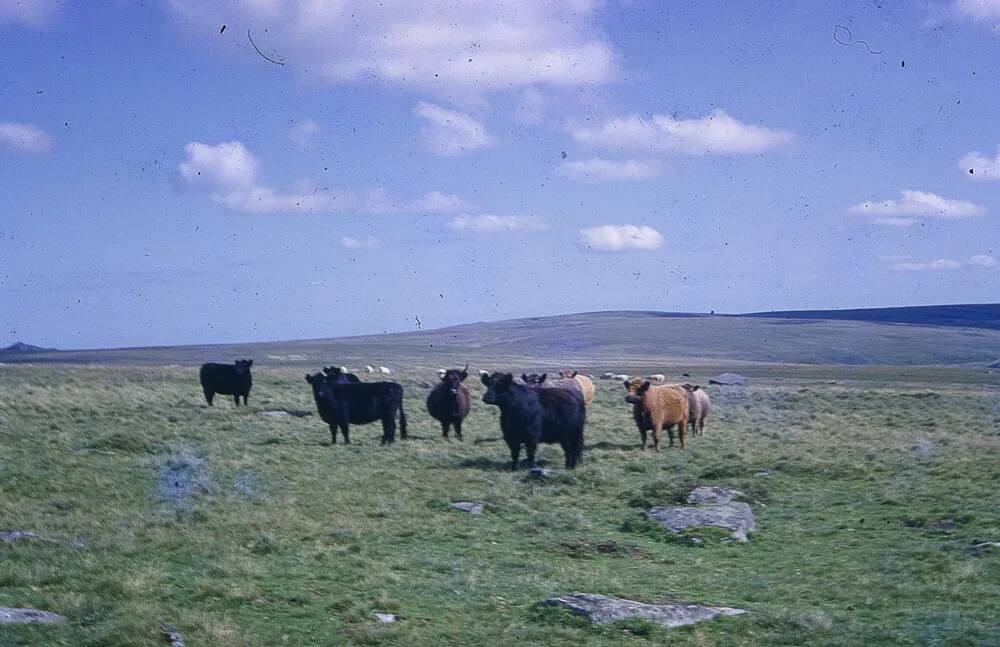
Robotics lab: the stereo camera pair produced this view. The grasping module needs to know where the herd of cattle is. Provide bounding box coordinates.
[198,360,712,471]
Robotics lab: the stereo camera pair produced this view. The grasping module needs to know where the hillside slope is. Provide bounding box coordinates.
[741,303,1000,330]
[3,311,1000,367]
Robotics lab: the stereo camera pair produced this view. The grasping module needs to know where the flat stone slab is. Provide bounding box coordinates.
[259,410,290,418]
[259,409,312,418]
[0,530,50,543]
[687,486,746,506]
[374,613,397,624]
[450,502,484,515]
[546,593,744,628]
[0,607,67,625]
[646,502,756,542]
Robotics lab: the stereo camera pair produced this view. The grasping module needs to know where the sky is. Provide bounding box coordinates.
[1,0,999,349]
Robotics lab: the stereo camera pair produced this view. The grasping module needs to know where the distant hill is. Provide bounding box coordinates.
[3,309,1000,368]
[2,342,55,353]
[740,303,1000,331]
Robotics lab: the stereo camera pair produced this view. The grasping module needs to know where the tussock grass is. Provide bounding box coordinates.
[0,363,998,645]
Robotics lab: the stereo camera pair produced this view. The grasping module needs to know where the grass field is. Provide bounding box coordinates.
[1,360,999,646]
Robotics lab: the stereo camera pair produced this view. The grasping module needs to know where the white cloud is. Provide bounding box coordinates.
[0,121,53,153]
[410,190,471,213]
[288,119,320,148]
[557,157,661,182]
[960,146,1000,180]
[414,102,496,156]
[179,141,260,189]
[953,0,1000,21]
[0,0,60,28]
[579,224,664,252]
[891,254,996,271]
[165,0,616,93]
[449,213,547,232]
[340,236,381,249]
[571,109,794,155]
[849,190,985,226]
[179,140,462,216]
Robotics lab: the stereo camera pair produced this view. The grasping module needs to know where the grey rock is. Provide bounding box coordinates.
[450,502,484,515]
[529,467,554,478]
[0,607,67,625]
[545,593,744,629]
[754,469,774,477]
[0,530,50,543]
[686,486,746,506]
[646,502,756,542]
[161,623,185,646]
[972,541,1000,550]
[708,373,747,386]
[374,613,397,624]
[259,410,290,418]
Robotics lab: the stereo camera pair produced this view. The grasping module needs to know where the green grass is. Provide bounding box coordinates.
[1,363,998,645]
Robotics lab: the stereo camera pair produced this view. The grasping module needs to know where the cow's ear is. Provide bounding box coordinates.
[538,373,547,383]
[638,381,651,394]
[481,373,491,386]
[622,380,630,390]
[521,374,529,382]
[692,385,701,391]
[460,370,468,380]
[305,374,314,383]
[247,359,253,366]
[570,370,578,377]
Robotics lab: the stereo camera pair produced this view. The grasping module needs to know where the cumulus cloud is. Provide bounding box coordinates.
[288,119,320,148]
[165,0,616,93]
[557,157,661,182]
[414,102,496,156]
[0,0,60,28]
[340,236,381,249]
[891,254,996,271]
[960,146,1000,180]
[410,190,471,213]
[953,0,1000,21]
[571,110,794,155]
[0,121,53,153]
[849,190,985,226]
[579,224,664,252]
[449,213,548,232]
[179,140,463,216]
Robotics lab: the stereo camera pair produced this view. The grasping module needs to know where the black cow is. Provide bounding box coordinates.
[200,359,253,406]
[480,372,585,471]
[426,364,471,440]
[305,373,407,445]
[322,366,361,383]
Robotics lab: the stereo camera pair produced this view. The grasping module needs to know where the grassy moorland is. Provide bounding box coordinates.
[1,358,998,646]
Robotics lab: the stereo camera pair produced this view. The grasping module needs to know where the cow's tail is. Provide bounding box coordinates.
[398,392,408,439]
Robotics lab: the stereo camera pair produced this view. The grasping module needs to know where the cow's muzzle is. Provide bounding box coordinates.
[624,395,640,404]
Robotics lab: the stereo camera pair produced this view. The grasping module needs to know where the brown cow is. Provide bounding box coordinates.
[683,384,710,436]
[623,378,689,451]
[558,369,595,406]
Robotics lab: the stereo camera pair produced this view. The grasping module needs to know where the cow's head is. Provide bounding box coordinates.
[521,373,547,384]
[481,372,515,405]
[682,383,701,392]
[558,369,578,379]
[234,359,253,375]
[440,363,469,396]
[623,378,650,404]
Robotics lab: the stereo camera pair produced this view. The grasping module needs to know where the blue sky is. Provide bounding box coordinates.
[2,0,999,349]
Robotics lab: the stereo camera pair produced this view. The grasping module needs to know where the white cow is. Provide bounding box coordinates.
[479,369,490,377]
[613,374,629,381]
[646,374,666,382]
[601,372,617,380]
[378,366,391,375]
[365,365,375,374]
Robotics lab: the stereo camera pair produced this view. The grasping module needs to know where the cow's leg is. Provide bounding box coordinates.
[639,428,647,450]
[204,389,214,406]
[329,424,338,444]
[525,438,538,469]
[508,442,521,471]
[678,420,686,449]
[441,420,450,438]
[243,393,249,406]
[560,439,573,469]
[381,415,396,445]
[341,422,350,444]
[454,419,463,441]
[665,423,675,448]
[652,425,661,452]
[234,394,240,407]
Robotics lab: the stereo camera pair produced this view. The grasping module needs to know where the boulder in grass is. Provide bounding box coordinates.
[0,608,67,625]
[708,373,747,386]
[450,502,484,515]
[646,502,756,542]
[686,486,746,506]
[545,593,744,629]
